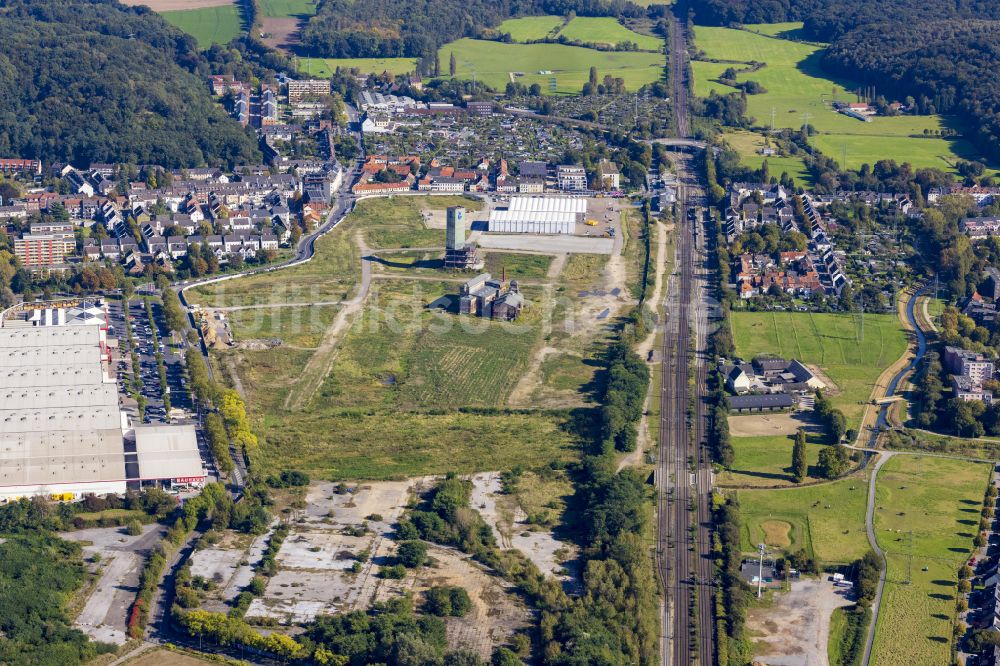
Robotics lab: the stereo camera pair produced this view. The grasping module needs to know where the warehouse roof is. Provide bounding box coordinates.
[133,425,203,481]
[489,209,578,224]
[729,393,795,410]
[0,429,125,489]
[506,196,586,214]
[0,385,119,411]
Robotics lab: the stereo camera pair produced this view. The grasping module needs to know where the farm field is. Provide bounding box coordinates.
[737,474,869,563]
[496,16,564,42]
[692,24,994,174]
[870,455,991,666]
[258,0,315,17]
[717,433,828,488]
[558,17,663,51]
[437,38,664,95]
[162,5,243,47]
[298,57,418,77]
[729,311,907,426]
[723,130,811,186]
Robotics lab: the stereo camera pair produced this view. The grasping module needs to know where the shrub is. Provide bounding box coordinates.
[380,564,406,579]
[396,540,428,568]
[125,519,143,536]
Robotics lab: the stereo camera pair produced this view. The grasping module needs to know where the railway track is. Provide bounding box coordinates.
[657,12,716,666]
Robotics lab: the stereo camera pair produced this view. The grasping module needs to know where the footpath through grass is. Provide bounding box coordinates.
[730,311,906,426]
[871,455,992,666]
[692,24,993,174]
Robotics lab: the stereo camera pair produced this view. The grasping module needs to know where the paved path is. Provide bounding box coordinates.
[861,451,895,666]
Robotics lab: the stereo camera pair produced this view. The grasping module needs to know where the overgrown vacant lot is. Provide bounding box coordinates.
[692,24,993,174]
[737,475,869,564]
[226,305,339,348]
[357,195,482,249]
[871,455,991,666]
[317,279,543,410]
[437,38,664,95]
[729,311,906,425]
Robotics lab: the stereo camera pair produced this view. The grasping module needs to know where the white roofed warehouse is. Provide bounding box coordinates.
[0,308,207,502]
[487,196,585,234]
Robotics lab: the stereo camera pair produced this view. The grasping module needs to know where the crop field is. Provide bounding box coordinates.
[298,57,418,77]
[557,17,662,51]
[730,311,906,425]
[737,475,869,563]
[437,38,664,95]
[497,16,564,42]
[871,455,991,666]
[162,5,243,47]
[258,0,315,17]
[718,433,828,488]
[692,24,994,174]
[723,130,811,186]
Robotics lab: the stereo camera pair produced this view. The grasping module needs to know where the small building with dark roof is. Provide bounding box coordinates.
[728,393,795,413]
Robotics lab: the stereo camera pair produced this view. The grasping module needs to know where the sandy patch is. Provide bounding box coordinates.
[121,0,233,9]
[747,577,855,666]
[728,411,820,437]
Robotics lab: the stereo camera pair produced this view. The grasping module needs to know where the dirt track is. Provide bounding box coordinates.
[120,0,234,10]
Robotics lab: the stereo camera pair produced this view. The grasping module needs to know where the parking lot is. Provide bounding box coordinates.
[105,294,218,483]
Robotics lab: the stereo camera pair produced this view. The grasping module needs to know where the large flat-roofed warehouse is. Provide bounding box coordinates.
[487,196,586,234]
[0,319,206,501]
[0,325,128,499]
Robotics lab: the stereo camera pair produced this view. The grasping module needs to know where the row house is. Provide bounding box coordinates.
[961,217,1000,240]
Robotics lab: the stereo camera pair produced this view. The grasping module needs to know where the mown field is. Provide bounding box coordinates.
[162,5,243,47]
[298,57,419,77]
[723,130,811,187]
[730,311,906,426]
[737,475,869,563]
[692,24,993,174]
[497,16,564,42]
[871,455,991,666]
[438,38,664,95]
[258,0,315,17]
[557,17,662,51]
[718,432,828,488]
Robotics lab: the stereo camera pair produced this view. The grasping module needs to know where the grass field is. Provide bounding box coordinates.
[717,433,828,488]
[871,455,991,666]
[299,57,419,77]
[356,195,481,249]
[438,38,664,95]
[730,311,907,425]
[558,17,662,51]
[723,130,811,186]
[258,0,315,17]
[692,24,994,174]
[162,5,243,47]
[737,475,869,563]
[497,16,564,42]
[226,305,339,348]
[317,278,542,410]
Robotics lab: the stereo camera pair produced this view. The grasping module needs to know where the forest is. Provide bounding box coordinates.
[299,0,647,62]
[0,0,260,168]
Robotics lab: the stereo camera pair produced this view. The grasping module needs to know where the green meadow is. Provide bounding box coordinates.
[730,311,907,426]
[162,5,243,47]
[438,38,663,95]
[557,17,662,51]
[692,24,991,173]
[496,16,564,42]
[299,57,419,77]
[871,455,991,666]
[723,129,811,186]
[258,0,316,17]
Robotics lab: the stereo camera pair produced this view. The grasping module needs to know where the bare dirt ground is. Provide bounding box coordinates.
[120,0,232,9]
[260,17,300,53]
[728,411,821,437]
[188,528,273,613]
[470,472,576,582]
[747,577,855,666]
[65,524,166,645]
[241,479,528,657]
